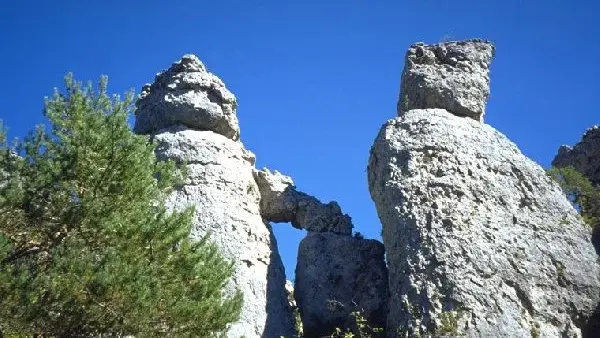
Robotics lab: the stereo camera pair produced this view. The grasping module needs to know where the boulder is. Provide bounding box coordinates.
[294,232,388,338]
[254,168,353,235]
[368,108,600,337]
[552,125,600,185]
[134,54,240,140]
[398,39,495,122]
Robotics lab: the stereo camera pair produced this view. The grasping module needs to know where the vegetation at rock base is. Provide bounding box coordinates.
[328,310,384,338]
[548,166,600,228]
[0,74,242,337]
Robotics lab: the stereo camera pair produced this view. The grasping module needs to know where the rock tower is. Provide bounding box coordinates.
[134,55,294,338]
[368,40,600,337]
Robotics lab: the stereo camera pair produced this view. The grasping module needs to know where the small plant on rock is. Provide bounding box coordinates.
[330,309,384,338]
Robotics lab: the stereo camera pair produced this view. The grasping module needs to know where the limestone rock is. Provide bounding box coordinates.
[552,125,600,185]
[398,39,495,122]
[285,280,297,310]
[134,54,240,140]
[368,108,600,337]
[253,168,353,235]
[295,232,388,338]
[152,126,294,337]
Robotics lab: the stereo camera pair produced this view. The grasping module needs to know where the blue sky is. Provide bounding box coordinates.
[1,0,598,280]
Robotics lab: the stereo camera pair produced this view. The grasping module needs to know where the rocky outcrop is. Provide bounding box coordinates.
[295,232,388,338]
[552,126,600,185]
[398,39,495,122]
[369,40,600,337]
[134,55,240,140]
[135,56,294,338]
[254,168,353,235]
[254,168,388,337]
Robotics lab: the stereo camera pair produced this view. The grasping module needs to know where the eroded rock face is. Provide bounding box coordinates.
[254,168,353,235]
[295,232,388,338]
[135,55,294,337]
[368,108,600,337]
[398,39,495,122]
[552,126,600,185]
[134,54,240,140]
[153,127,294,338]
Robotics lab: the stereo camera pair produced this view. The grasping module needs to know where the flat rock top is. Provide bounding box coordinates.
[406,39,495,66]
[398,39,495,122]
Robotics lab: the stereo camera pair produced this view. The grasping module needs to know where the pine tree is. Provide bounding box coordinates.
[0,74,242,337]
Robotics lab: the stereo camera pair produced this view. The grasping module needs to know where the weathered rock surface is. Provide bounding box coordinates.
[368,108,600,337]
[552,125,600,185]
[153,127,294,338]
[398,39,495,122]
[134,54,240,140]
[295,232,388,338]
[254,168,353,235]
[135,55,294,337]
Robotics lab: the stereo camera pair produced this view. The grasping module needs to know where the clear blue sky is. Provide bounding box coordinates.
[1,0,598,280]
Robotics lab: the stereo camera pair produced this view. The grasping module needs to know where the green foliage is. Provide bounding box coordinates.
[435,311,463,336]
[0,74,242,337]
[330,310,384,338]
[548,166,600,228]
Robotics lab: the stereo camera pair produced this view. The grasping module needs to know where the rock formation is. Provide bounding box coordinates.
[254,168,353,235]
[134,54,240,140]
[398,39,495,122]
[134,54,383,338]
[552,126,600,185]
[294,232,388,337]
[135,55,294,338]
[369,40,600,337]
[254,168,389,337]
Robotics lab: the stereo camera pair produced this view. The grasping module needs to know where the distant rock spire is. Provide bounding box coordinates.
[552,125,600,185]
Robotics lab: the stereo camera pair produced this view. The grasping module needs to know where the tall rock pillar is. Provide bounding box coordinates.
[368,40,600,337]
[134,55,295,338]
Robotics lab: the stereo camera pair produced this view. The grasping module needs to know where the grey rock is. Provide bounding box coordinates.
[285,280,303,338]
[285,280,297,310]
[552,125,600,185]
[153,126,294,338]
[398,39,495,122]
[134,54,240,140]
[253,168,353,235]
[295,232,388,338]
[368,109,600,337]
